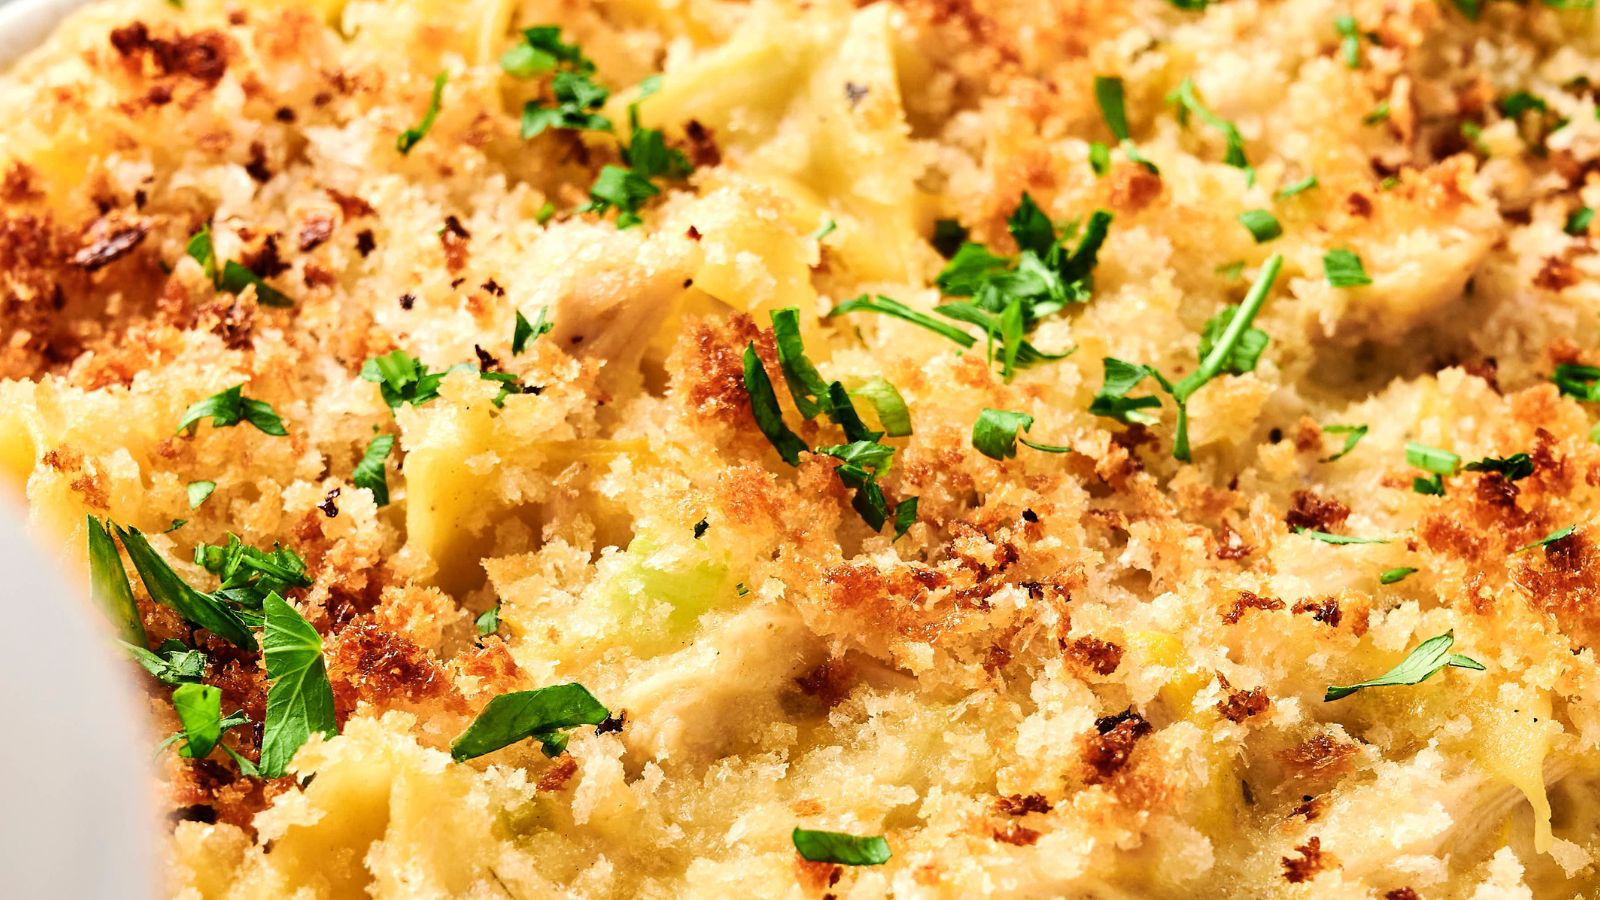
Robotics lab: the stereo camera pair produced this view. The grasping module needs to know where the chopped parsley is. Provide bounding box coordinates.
[791,828,892,866]
[87,515,146,645]
[1276,175,1319,199]
[184,225,292,307]
[1324,631,1484,701]
[1168,78,1250,180]
[743,312,920,536]
[353,434,396,506]
[177,384,287,436]
[1553,363,1600,401]
[830,294,978,348]
[1322,248,1372,287]
[1320,423,1368,462]
[165,683,253,772]
[1500,91,1547,119]
[1293,526,1390,545]
[123,639,205,686]
[580,79,693,228]
[972,408,1071,460]
[1237,209,1281,243]
[1406,442,1459,495]
[1363,100,1391,125]
[1088,255,1282,460]
[1566,207,1594,237]
[1335,15,1362,68]
[742,343,808,466]
[186,480,216,509]
[1088,141,1111,176]
[1517,524,1577,553]
[115,523,257,649]
[522,71,612,138]
[500,26,592,79]
[1380,567,1419,585]
[362,349,521,411]
[259,592,337,777]
[1463,452,1533,481]
[892,497,918,540]
[194,534,312,611]
[811,219,838,242]
[476,604,501,636]
[396,71,447,155]
[849,377,913,438]
[1093,75,1158,173]
[451,683,610,760]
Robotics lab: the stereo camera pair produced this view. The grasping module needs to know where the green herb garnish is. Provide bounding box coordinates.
[1517,524,1577,553]
[1325,631,1484,701]
[1293,526,1390,545]
[1463,453,1533,481]
[184,225,293,307]
[1237,209,1281,243]
[451,683,609,760]
[792,828,891,866]
[849,377,912,437]
[973,408,1071,459]
[1093,76,1158,173]
[259,592,337,777]
[1322,248,1372,287]
[1566,207,1594,237]
[476,605,500,636]
[1168,78,1250,179]
[742,343,808,466]
[500,26,592,79]
[353,434,395,506]
[194,534,311,612]
[88,515,146,644]
[513,307,552,355]
[1320,424,1368,462]
[521,71,612,138]
[1276,175,1319,199]
[177,384,287,436]
[186,480,216,509]
[166,683,252,766]
[397,71,447,155]
[123,639,205,685]
[1379,567,1418,585]
[1335,15,1362,68]
[115,524,257,649]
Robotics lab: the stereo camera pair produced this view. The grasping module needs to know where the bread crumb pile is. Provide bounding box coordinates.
[5,0,1600,896]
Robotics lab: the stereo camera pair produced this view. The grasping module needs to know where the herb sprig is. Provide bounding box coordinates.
[1325,631,1484,701]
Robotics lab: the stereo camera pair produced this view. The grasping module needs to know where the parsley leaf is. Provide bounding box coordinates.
[849,377,912,437]
[1335,15,1362,68]
[830,294,978,348]
[1320,424,1368,462]
[1322,248,1372,287]
[194,534,312,612]
[1198,304,1269,375]
[451,683,609,761]
[1554,363,1600,401]
[521,71,612,138]
[259,592,337,777]
[186,480,216,509]
[1463,452,1533,481]
[1363,100,1392,125]
[184,225,292,307]
[115,524,257,649]
[1566,207,1595,237]
[500,26,593,78]
[177,384,287,436]
[1517,524,1577,553]
[1380,566,1419,585]
[893,497,918,540]
[817,440,896,474]
[1089,358,1164,426]
[771,307,832,419]
[972,408,1070,459]
[169,683,249,760]
[1293,526,1391,545]
[122,638,206,685]
[1168,78,1250,176]
[1237,209,1281,243]
[742,343,808,466]
[360,350,477,412]
[353,433,396,506]
[1406,443,1460,474]
[1276,175,1319,199]
[476,604,500,636]
[583,164,660,229]
[1325,631,1484,701]
[1093,75,1158,173]
[513,307,552,355]
[792,828,891,866]
[397,71,447,155]
[87,515,147,644]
